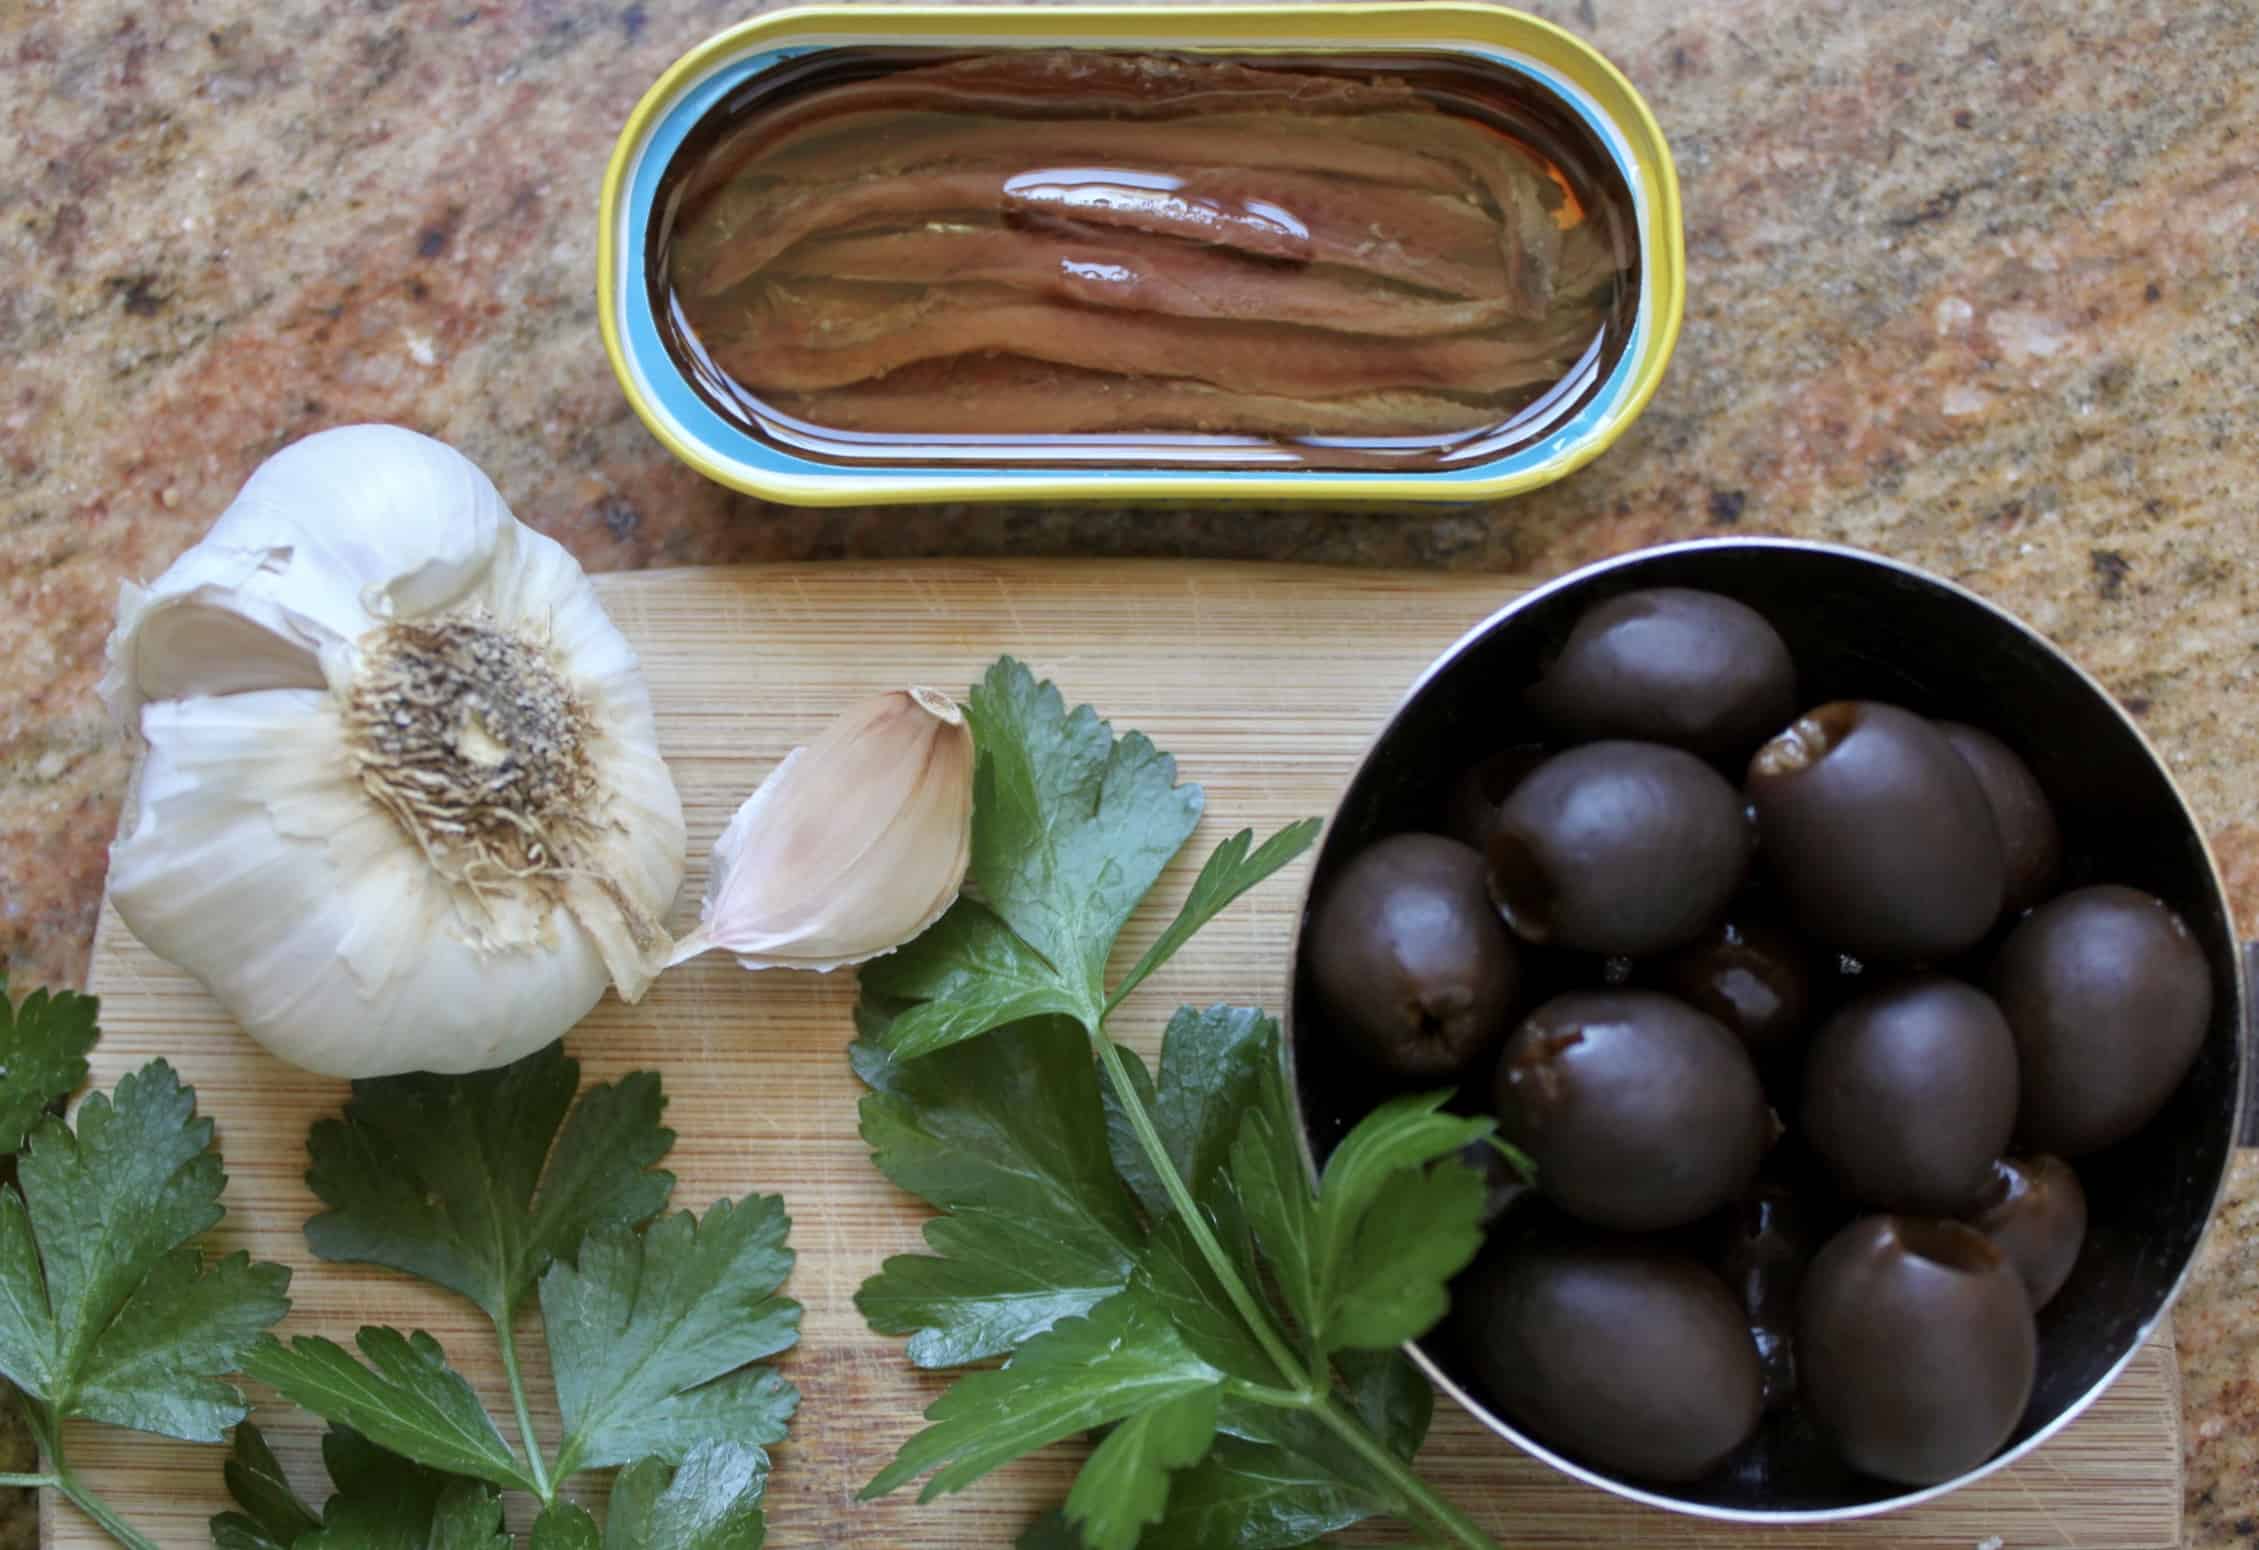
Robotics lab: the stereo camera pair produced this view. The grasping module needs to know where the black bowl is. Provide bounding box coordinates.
[1284,538,2246,1520]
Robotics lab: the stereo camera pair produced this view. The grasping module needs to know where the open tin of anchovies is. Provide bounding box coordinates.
[598,4,1684,505]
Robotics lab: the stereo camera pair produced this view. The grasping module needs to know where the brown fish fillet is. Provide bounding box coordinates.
[681,166,1507,300]
[706,280,1594,398]
[772,226,1531,335]
[1324,110,1570,313]
[682,51,1439,197]
[751,110,1482,196]
[764,356,1504,439]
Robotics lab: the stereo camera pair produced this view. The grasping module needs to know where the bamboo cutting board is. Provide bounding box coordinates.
[61,560,2180,1549]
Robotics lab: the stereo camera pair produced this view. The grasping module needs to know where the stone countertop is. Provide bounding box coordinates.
[2,0,2255,1543]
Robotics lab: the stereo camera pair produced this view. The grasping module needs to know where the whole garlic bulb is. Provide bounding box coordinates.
[102,425,686,1078]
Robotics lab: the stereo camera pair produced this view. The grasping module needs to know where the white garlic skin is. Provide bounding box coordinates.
[104,425,686,1077]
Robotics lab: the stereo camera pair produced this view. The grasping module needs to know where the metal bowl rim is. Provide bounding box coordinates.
[1277,533,2250,1522]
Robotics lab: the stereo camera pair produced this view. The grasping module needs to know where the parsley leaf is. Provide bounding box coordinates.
[1308,1097,1493,1354]
[962,659,1207,1013]
[544,1201,800,1475]
[0,1043,291,1550]
[215,1423,519,1550]
[0,973,97,1153]
[0,1059,291,1443]
[303,1042,673,1320]
[250,1045,800,1544]
[859,908,1090,1061]
[853,1022,1140,1367]
[529,1507,603,1550]
[1222,1083,1323,1352]
[312,1480,510,1550]
[867,671,1318,1069]
[214,1422,319,1547]
[862,1291,1225,1511]
[0,993,277,1550]
[519,1444,772,1550]
[247,1329,536,1492]
[1236,1088,1494,1361]
[1066,1385,1221,1550]
[599,1442,772,1549]
[1105,823,1324,1014]
[1101,1006,1275,1225]
[863,660,1218,1059]
[1012,1511,1086,1550]
[1016,1351,1434,1550]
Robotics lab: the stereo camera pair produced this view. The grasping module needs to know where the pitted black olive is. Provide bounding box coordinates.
[1308,834,1520,1076]
[1652,911,1817,1055]
[1966,1155,2087,1310]
[1936,722,2063,914]
[1797,1216,2037,1486]
[1455,1241,1762,1483]
[1489,742,1749,956]
[1992,884,2211,1155]
[1496,990,1768,1232]
[1746,702,2005,961]
[1801,976,2019,1215]
[1710,1167,1826,1411]
[1525,587,1797,760]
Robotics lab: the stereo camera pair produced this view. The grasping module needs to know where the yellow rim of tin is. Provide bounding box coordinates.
[597,4,1686,505]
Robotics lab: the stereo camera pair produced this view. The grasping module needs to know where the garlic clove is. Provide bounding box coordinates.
[104,425,686,1078]
[106,581,333,706]
[672,687,975,972]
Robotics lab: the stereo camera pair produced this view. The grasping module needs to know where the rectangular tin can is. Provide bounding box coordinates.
[598,3,1684,506]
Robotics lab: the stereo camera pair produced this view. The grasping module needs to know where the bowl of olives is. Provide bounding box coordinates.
[1286,538,2246,1520]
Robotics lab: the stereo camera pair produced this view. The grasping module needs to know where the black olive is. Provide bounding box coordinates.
[1442,746,1549,852]
[1455,1242,1762,1483]
[1496,990,1769,1232]
[1651,911,1817,1056]
[1797,1216,2036,1486]
[1937,722,2063,913]
[1710,1169,1823,1410]
[1746,702,2005,960]
[1307,834,1520,1076]
[1488,741,1750,956]
[1991,884,2212,1155]
[1965,1155,2087,1310]
[1525,587,1797,760]
[1801,976,2019,1215]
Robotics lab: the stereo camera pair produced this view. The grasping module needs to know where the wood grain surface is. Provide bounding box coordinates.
[59,561,2179,1549]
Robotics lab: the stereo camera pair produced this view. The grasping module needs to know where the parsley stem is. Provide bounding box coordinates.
[495,1312,555,1504]
[1091,1029,1504,1550]
[19,1409,163,1550]
[1307,1393,1500,1550]
[50,1469,164,1550]
[0,1472,56,1489]
[1090,1032,1312,1393]
[1222,1379,1314,1411]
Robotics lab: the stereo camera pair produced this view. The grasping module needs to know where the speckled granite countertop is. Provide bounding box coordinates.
[4,0,2256,1543]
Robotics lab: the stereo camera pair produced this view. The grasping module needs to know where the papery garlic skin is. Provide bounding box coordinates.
[673,687,974,971]
[103,425,686,1078]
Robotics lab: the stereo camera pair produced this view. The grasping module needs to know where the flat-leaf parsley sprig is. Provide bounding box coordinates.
[239,1041,798,1546]
[0,973,292,1550]
[854,660,1509,1550]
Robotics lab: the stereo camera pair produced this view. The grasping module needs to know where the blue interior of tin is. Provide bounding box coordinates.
[615,43,1655,490]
